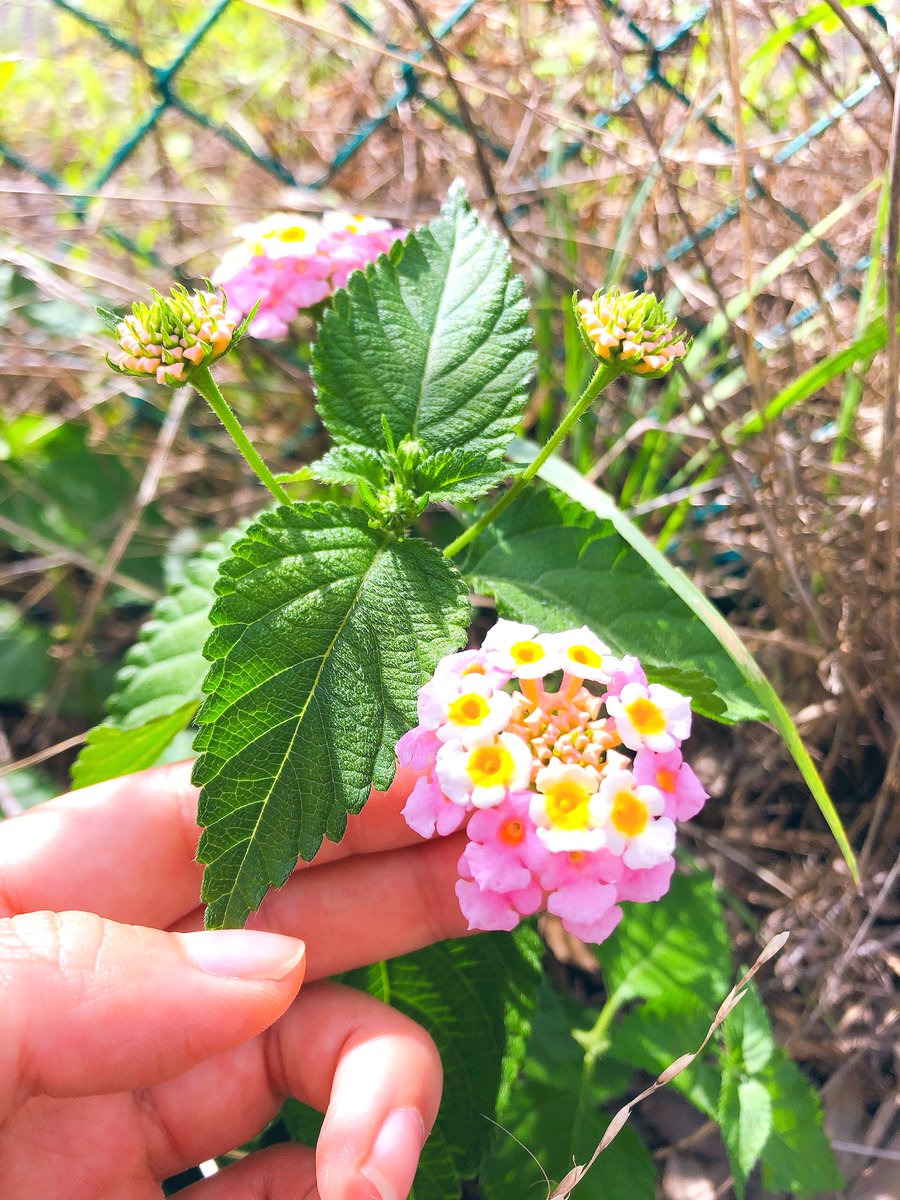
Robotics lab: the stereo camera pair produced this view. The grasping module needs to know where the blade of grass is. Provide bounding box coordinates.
[509,438,859,884]
[633,180,881,504]
[833,169,890,467]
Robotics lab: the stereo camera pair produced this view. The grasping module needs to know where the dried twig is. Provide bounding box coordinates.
[546,932,790,1199]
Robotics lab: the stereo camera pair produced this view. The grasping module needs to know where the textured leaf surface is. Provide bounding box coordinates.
[719,1074,772,1198]
[608,991,722,1117]
[759,1051,842,1194]
[72,703,199,790]
[70,530,240,789]
[347,929,542,1197]
[313,183,535,459]
[408,448,514,505]
[595,871,733,1010]
[465,489,762,722]
[482,980,656,1200]
[194,502,470,929]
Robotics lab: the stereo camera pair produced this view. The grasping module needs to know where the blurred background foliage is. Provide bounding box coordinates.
[0,2,897,1196]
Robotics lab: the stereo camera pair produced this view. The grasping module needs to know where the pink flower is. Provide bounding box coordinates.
[617,858,674,903]
[400,773,466,839]
[395,725,441,771]
[396,619,703,947]
[463,793,548,892]
[547,880,623,943]
[633,748,708,821]
[212,210,405,340]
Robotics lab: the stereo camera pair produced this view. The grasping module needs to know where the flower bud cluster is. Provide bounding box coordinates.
[575,288,688,377]
[213,211,406,339]
[397,620,708,944]
[108,285,237,387]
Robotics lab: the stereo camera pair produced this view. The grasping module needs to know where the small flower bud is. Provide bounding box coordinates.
[575,288,690,377]
[100,283,246,387]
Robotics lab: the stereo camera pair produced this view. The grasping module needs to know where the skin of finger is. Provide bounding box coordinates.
[141,981,442,1191]
[171,833,470,980]
[0,762,423,930]
[0,910,305,1112]
[176,1144,320,1200]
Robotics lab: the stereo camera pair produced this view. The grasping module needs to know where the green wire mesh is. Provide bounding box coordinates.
[0,0,892,324]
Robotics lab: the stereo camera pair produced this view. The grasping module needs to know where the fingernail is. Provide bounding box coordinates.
[360,1108,425,1200]
[178,930,305,981]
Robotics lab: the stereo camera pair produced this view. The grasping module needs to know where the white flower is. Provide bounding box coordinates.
[606,681,691,752]
[547,626,618,684]
[431,674,514,748]
[530,759,607,852]
[599,769,675,868]
[481,619,561,680]
[435,733,533,808]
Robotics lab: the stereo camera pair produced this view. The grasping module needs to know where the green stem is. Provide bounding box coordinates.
[443,363,619,559]
[191,365,291,505]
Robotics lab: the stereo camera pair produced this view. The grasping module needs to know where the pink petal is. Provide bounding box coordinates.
[455,878,520,932]
[616,858,674,903]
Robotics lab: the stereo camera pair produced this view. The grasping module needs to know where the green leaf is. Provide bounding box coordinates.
[483,979,656,1200]
[0,600,52,702]
[759,1050,842,1195]
[595,871,733,1011]
[719,1073,773,1198]
[313,182,535,459]
[722,983,774,1075]
[464,487,758,722]
[194,502,470,929]
[521,447,859,882]
[70,530,241,789]
[608,991,723,1117]
[408,448,514,506]
[309,445,388,490]
[71,703,199,790]
[347,928,542,1195]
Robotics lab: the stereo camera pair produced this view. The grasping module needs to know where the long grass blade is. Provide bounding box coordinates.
[510,439,859,884]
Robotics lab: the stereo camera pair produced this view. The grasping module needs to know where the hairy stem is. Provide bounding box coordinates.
[191,365,291,505]
[443,362,619,558]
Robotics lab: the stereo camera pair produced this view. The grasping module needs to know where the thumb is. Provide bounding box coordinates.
[0,910,304,1116]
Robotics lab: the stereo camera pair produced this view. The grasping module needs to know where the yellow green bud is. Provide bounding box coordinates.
[100,283,248,387]
[575,288,689,377]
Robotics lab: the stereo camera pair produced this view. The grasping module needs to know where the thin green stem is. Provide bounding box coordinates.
[191,365,291,505]
[443,363,619,559]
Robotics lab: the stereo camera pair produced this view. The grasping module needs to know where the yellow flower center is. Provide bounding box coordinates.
[544,781,593,830]
[461,663,485,676]
[568,644,602,669]
[625,697,665,735]
[466,745,516,788]
[448,692,490,726]
[511,640,544,666]
[272,225,307,243]
[656,767,678,793]
[611,789,649,838]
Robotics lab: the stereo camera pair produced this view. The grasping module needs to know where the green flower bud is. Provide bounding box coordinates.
[575,288,689,377]
[100,283,251,387]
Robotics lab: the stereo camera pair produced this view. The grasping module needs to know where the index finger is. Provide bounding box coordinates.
[0,759,426,928]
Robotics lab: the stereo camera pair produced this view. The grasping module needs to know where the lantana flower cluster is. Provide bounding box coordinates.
[213,211,406,339]
[108,285,238,387]
[397,620,708,944]
[575,287,688,377]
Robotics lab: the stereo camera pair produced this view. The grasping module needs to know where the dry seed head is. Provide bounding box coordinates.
[575,288,689,377]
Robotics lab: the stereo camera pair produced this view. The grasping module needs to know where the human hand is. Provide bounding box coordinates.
[0,761,467,1199]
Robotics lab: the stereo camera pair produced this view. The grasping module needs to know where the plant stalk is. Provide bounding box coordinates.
[443,363,619,559]
[191,365,291,505]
